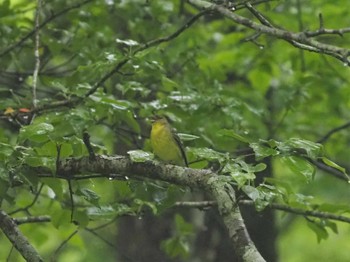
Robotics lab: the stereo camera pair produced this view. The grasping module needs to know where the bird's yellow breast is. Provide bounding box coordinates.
[151,122,183,164]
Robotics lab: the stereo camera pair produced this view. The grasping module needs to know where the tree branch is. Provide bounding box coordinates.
[32,0,42,109]
[14,216,51,225]
[34,155,266,262]
[0,210,43,262]
[317,121,350,144]
[175,200,350,224]
[188,0,350,64]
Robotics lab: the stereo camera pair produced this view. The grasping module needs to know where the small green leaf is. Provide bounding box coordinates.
[218,129,250,143]
[51,209,71,228]
[0,143,14,160]
[321,157,349,180]
[87,205,133,220]
[121,111,141,133]
[42,178,63,199]
[250,142,279,160]
[128,150,154,162]
[76,188,100,207]
[177,133,200,141]
[134,199,157,215]
[162,76,179,90]
[19,123,54,143]
[242,185,260,201]
[160,214,192,259]
[325,220,338,234]
[224,167,255,188]
[24,156,55,169]
[251,163,267,172]
[306,220,328,243]
[188,147,226,162]
[161,237,189,259]
[175,214,193,236]
[280,156,315,182]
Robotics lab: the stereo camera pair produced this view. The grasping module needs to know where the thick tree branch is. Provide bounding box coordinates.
[0,210,43,262]
[35,155,266,262]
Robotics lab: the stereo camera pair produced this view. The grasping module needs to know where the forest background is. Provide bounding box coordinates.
[1,0,350,261]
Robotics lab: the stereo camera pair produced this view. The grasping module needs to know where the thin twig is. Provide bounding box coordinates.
[84,228,134,262]
[9,184,44,215]
[240,200,350,223]
[245,2,273,27]
[68,180,75,222]
[137,10,209,53]
[32,0,41,109]
[317,121,350,143]
[174,200,350,224]
[296,0,306,71]
[84,228,116,248]
[51,230,78,261]
[14,215,51,225]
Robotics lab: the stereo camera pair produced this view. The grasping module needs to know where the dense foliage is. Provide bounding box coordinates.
[1,0,350,261]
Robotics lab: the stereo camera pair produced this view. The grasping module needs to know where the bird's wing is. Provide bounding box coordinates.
[173,131,188,167]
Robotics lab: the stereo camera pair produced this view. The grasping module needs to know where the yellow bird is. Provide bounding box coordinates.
[150,116,188,167]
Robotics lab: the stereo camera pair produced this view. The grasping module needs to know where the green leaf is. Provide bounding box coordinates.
[0,143,14,161]
[76,188,100,207]
[41,178,63,200]
[285,138,323,159]
[134,198,158,215]
[306,220,328,243]
[162,76,179,91]
[90,95,130,110]
[24,156,55,168]
[250,142,279,160]
[19,123,54,143]
[161,237,189,259]
[321,157,349,180]
[325,220,338,234]
[177,133,200,141]
[128,150,154,162]
[188,147,227,162]
[223,163,255,187]
[87,205,134,220]
[121,111,140,133]
[218,129,250,143]
[280,156,315,182]
[251,163,267,172]
[175,214,193,236]
[242,185,260,201]
[160,214,192,259]
[51,208,71,229]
